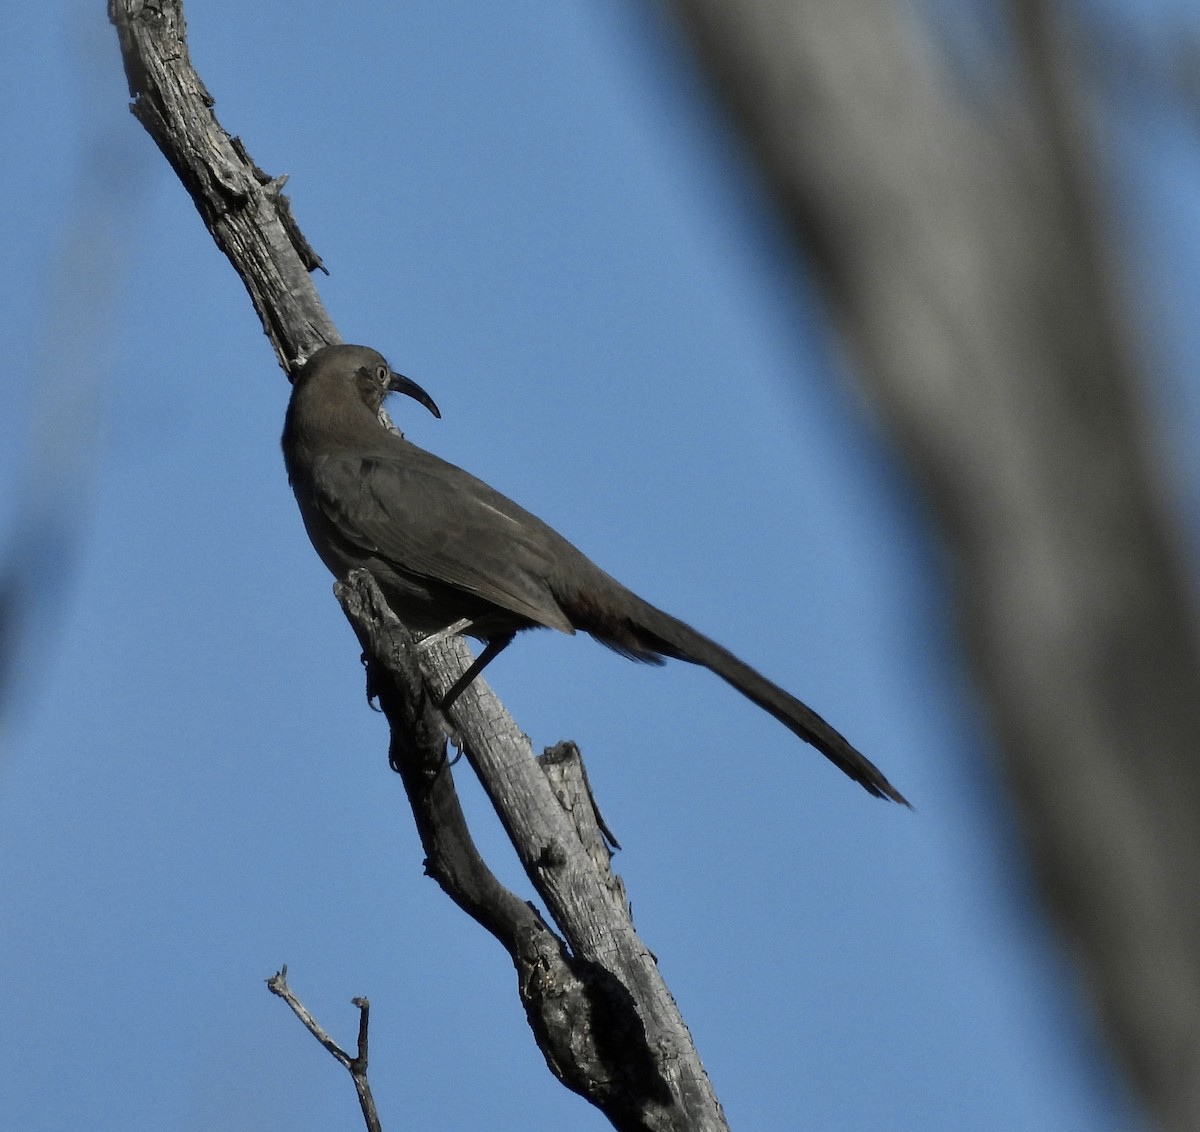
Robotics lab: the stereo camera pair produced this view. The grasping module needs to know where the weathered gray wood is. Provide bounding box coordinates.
[339,571,728,1132]
[108,0,337,368]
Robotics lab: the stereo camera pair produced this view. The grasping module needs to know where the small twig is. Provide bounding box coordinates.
[267,966,382,1132]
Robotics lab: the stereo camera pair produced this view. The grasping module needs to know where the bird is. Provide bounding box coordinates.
[282,343,908,805]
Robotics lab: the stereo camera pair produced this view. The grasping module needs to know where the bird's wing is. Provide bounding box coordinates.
[308,450,576,634]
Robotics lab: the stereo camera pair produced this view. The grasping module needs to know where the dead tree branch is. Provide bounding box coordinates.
[336,570,726,1131]
[108,2,726,1127]
[267,967,382,1132]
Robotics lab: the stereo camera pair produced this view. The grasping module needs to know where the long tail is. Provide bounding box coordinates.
[575,589,910,806]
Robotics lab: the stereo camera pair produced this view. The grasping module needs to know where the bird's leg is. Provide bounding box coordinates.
[416,617,475,651]
[439,633,515,713]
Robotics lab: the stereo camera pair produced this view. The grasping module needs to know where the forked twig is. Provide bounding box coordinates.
[267,966,382,1132]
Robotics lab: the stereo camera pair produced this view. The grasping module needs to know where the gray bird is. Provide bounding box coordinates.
[283,343,908,805]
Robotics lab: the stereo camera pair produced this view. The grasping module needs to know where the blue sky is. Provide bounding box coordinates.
[3,1,1196,1128]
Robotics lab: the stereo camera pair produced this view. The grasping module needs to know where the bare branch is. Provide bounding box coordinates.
[108,2,730,1126]
[107,0,336,369]
[337,571,729,1132]
[267,967,382,1132]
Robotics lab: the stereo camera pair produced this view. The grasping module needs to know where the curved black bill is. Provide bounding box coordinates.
[388,371,442,419]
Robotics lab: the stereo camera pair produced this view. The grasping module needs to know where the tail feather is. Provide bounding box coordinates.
[593,595,909,806]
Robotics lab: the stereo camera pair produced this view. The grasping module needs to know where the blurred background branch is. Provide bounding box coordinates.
[666,0,1200,1125]
[0,13,150,741]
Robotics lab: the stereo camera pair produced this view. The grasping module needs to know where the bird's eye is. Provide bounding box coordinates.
[376,364,389,383]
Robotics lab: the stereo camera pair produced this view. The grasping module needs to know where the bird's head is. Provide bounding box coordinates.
[296,344,442,420]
